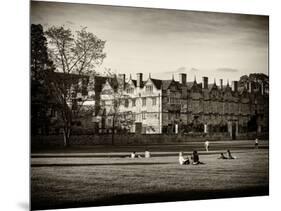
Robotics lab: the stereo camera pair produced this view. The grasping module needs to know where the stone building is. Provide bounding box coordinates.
[95,73,269,138]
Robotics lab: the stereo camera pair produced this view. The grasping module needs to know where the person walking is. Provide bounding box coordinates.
[255,138,259,149]
[204,140,210,152]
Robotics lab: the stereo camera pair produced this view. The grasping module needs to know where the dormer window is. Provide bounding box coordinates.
[146,85,153,92]
[127,87,134,94]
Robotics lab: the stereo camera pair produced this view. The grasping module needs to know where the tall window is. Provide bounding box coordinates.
[132,99,136,107]
[142,98,146,106]
[142,112,146,120]
[152,97,157,105]
[108,118,112,125]
[125,99,129,108]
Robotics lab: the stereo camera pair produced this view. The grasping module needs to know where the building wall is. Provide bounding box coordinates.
[95,74,269,137]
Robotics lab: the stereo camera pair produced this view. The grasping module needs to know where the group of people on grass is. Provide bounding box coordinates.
[179,151,204,165]
[179,149,236,165]
[130,150,150,159]
[130,138,259,165]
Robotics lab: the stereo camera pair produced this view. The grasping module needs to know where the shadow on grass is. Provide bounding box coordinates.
[31,186,269,210]
[31,162,171,167]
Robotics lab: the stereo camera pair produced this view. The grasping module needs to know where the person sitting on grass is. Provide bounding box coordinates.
[191,151,204,165]
[227,149,236,159]
[131,152,136,159]
[179,152,190,165]
[218,152,228,159]
[131,152,142,159]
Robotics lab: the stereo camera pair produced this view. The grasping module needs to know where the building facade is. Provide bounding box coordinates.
[95,73,269,138]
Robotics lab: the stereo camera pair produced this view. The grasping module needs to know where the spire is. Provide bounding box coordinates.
[172,74,174,81]
[214,78,216,85]
[227,79,229,86]
[149,73,151,79]
[129,74,132,80]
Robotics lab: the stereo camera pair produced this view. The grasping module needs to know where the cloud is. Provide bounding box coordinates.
[164,66,201,75]
[190,67,199,72]
[216,67,238,73]
[176,66,187,72]
[66,20,75,25]
[164,66,187,74]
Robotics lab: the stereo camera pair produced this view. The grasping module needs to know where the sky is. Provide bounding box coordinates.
[30,1,269,83]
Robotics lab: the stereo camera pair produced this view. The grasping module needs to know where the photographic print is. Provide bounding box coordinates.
[30,1,269,210]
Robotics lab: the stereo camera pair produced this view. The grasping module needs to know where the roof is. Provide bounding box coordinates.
[150,78,162,89]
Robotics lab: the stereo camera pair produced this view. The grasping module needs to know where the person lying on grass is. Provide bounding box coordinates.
[218,153,228,159]
[179,152,190,165]
[191,151,205,165]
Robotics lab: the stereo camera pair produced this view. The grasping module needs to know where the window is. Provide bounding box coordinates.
[125,99,129,108]
[132,99,136,107]
[101,100,105,107]
[168,112,171,120]
[146,85,153,92]
[142,98,146,106]
[142,112,146,120]
[132,113,136,121]
[50,109,56,118]
[152,97,157,105]
[108,118,112,125]
[127,88,134,94]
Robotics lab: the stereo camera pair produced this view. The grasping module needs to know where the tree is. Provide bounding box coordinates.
[31,24,55,135]
[99,75,134,145]
[45,26,106,146]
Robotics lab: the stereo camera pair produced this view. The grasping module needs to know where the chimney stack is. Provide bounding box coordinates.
[179,73,187,85]
[136,73,143,87]
[231,81,238,92]
[203,77,208,89]
[248,81,252,93]
[117,74,126,90]
[220,79,223,89]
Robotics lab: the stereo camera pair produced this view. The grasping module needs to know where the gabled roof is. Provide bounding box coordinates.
[161,80,172,90]
[125,79,137,88]
[150,78,162,89]
[106,77,119,91]
[131,79,137,87]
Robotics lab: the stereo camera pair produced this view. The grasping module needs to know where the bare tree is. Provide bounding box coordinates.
[109,92,134,145]
[99,75,134,145]
[45,26,106,146]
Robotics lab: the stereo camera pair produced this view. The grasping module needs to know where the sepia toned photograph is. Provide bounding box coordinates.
[30,1,269,210]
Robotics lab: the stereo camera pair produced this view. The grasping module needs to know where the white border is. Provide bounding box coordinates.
[1,0,280,211]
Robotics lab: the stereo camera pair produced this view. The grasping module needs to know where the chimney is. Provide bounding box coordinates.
[220,79,223,89]
[231,81,238,92]
[137,73,143,87]
[248,81,252,93]
[179,73,187,85]
[202,77,208,89]
[118,74,126,90]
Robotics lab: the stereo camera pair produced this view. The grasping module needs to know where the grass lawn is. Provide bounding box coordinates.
[31,149,269,210]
